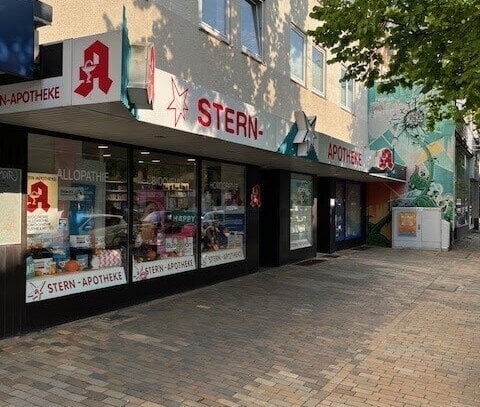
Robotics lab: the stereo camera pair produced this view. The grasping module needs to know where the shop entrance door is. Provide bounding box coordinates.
[333,180,365,251]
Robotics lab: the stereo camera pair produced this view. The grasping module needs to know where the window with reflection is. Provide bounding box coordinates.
[201,161,245,267]
[241,0,262,57]
[26,135,128,303]
[290,26,306,83]
[345,183,362,239]
[201,0,228,37]
[290,174,313,250]
[132,151,197,281]
[335,182,345,242]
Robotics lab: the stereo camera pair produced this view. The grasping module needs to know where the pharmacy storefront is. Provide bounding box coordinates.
[0,30,382,337]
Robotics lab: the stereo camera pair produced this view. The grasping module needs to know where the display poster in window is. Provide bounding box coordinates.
[290,176,313,250]
[68,184,100,248]
[27,173,59,235]
[398,212,417,236]
[0,168,22,245]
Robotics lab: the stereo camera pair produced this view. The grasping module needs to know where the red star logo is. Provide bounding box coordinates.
[167,77,189,126]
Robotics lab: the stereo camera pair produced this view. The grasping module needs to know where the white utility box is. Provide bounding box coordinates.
[392,207,449,250]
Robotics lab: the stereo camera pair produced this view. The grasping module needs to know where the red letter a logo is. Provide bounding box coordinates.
[27,181,50,213]
[74,40,113,97]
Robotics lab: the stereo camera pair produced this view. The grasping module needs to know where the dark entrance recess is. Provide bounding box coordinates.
[259,169,317,267]
[317,178,366,253]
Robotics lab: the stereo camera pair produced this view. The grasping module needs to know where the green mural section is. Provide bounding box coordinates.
[367,87,455,245]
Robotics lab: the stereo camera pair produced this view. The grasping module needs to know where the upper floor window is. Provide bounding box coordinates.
[201,0,228,38]
[312,46,325,95]
[241,0,263,59]
[340,67,354,110]
[290,25,306,84]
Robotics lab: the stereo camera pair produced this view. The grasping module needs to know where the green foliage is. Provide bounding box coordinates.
[308,0,480,129]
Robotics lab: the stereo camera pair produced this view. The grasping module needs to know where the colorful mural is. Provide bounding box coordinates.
[367,87,456,246]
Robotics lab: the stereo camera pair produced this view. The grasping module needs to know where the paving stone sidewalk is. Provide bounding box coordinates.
[1,235,479,407]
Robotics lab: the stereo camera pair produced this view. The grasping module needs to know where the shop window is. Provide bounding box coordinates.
[132,152,197,281]
[241,0,263,59]
[335,182,345,242]
[345,182,362,239]
[201,0,228,39]
[340,67,354,110]
[312,46,325,95]
[290,25,306,84]
[290,174,313,250]
[201,161,245,267]
[26,135,128,303]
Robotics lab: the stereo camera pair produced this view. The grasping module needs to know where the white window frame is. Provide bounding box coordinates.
[240,0,264,62]
[199,0,230,43]
[290,24,306,86]
[311,45,326,97]
[340,66,355,112]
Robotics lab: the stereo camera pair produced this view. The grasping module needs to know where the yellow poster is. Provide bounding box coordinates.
[0,169,22,245]
[27,173,59,235]
[398,212,417,236]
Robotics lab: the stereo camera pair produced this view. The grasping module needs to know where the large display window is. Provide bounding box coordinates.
[132,151,197,281]
[201,161,245,267]
[290,174,313,250]
[26,135,128,303]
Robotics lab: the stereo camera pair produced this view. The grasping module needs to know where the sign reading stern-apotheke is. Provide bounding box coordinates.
[0,31,124,115]
[136,70,289,152]
[26,267,127,303]
[201,248,245,268]
[0,78,65,114]
[317,135,367,172]
[132,256,196,282]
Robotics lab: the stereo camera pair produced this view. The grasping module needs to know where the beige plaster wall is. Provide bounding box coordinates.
[40,0,367,147]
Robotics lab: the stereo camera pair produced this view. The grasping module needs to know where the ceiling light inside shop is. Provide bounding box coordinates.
[152,159,160,163]
[138,160,144,164]
[98,145,109,149]
[140,151,150,155]
[187,158,196,162]
[103,154,111,157]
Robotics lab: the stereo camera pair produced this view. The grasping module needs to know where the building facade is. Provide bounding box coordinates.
[0,0,404,338]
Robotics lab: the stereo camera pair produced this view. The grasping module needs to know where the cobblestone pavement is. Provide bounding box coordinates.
[1,235,479,407]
